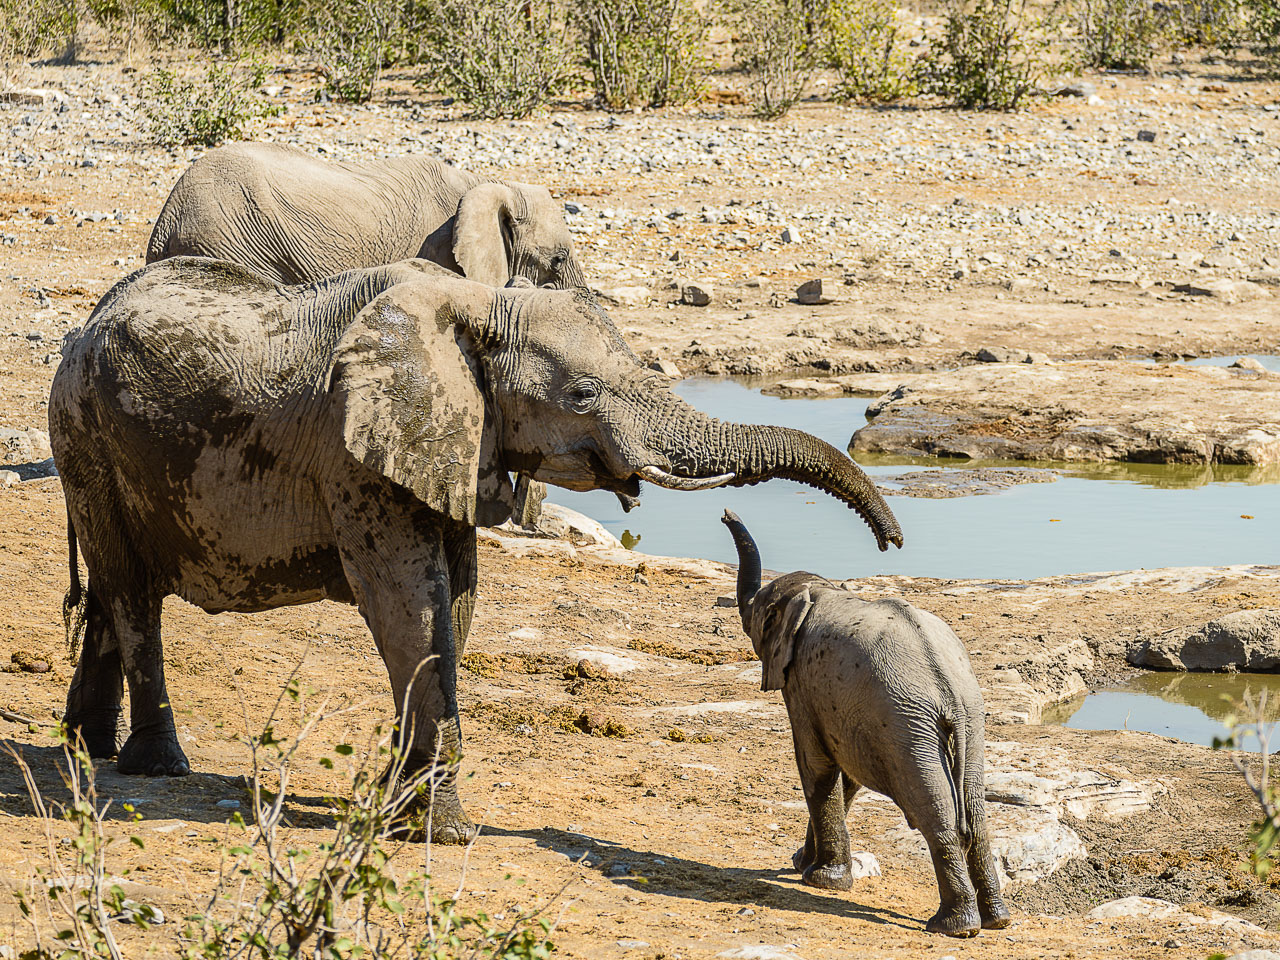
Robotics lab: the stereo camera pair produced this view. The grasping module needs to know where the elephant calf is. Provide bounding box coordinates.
[721,510,1010,938]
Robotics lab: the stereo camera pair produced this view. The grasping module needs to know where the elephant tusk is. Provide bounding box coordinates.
[639,466,735,491]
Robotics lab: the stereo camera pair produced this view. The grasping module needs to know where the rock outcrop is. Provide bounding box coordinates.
[1129,608,1280,671]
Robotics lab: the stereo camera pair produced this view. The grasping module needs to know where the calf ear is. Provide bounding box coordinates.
[762,586,813,692]
[329,278,515,526]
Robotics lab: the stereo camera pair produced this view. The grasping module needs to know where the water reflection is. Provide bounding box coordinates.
[549,379,1280,580]
[1045,672,1280,752]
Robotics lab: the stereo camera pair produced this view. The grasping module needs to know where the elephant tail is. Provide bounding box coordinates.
[941,711,968,841]
[63,507,88,661]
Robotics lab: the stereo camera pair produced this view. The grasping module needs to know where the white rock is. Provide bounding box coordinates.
[1230,357,1269,374]
[716,947,806,960]
[535,503,621,547]
[594,285,651,307]
[1228,952,1280,960]
[565,648,643,674]
[848,851,881,878]
[987,803,1087,885]
[0,470,18,488]
[509,627,542,642]
[1086,896,1265,934]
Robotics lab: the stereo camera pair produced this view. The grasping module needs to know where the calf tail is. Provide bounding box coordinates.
[940,711,968,841]
[63,507,88,660]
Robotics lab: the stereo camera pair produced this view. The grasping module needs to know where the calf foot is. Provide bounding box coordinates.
[117,729,189,777]
[981,897,1012,930]
[792,846,811,872]
[925,903,981,938]
[801,862,853,891]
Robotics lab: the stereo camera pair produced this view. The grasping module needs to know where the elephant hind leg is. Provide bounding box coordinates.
[793,771,860,873]
[964,780,1011,929]
[793,738,854,891]
[63,585,125,759]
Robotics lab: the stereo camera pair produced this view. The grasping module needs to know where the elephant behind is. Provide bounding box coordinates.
[721,510,1008,938]
[50,257,902,846]
[146,141,587,290]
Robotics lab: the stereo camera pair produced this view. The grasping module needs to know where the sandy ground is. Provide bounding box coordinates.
[1,46,1280,958]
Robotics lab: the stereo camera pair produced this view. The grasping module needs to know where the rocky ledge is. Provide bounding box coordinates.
[848,360,1280,465]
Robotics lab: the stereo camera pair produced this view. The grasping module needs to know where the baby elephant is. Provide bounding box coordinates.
[721,510,1010,938]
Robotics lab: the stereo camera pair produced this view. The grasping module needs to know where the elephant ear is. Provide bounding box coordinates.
[762,586,813,692]
[329,278,516,526]
[453,182,516,287]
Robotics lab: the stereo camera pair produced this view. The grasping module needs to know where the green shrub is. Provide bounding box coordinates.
[412,0,572,119]
[1163,0,1242,46]
[825,0,918,102]
[728,0,826,118]
[305,0,403,102]
[917,0,1046,110]
[0,0,80,73]
[1071,0,1163,70]
[139,57,281,145]
[1242,0,1280,67]
[573,0,707,109]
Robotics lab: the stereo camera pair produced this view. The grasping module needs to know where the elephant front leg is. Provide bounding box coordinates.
[329,487,476,845]
[793,740,854,891]
[793,771,859,873]
[111,591,190,777]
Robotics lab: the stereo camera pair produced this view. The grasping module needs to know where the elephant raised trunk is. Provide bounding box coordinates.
[721,510,762,620]
[640,402,903,553]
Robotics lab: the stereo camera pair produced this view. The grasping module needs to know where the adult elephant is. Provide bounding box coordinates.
[50,257,902,844]
[145,141,587,290]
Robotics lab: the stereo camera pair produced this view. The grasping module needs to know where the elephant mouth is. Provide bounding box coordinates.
[637,465,735,491]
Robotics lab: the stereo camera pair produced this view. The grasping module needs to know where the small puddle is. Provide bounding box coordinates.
[1044,672,1280,752]
[550,378,1280,579]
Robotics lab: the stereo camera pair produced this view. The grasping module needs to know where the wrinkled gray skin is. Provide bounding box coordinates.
[721,511,1008,938]
[49,257,902,845]
[146,142,587,291]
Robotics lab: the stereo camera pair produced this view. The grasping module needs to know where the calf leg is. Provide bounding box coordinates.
[793,738,854,891]
[63,588,125,758]
[965,782,1011,929]
[112,589,189,777]
[794,772,859,872]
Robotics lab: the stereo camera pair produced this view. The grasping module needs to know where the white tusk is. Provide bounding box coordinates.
[639,466,735,491]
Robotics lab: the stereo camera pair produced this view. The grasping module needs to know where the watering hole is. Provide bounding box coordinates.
[1044,672,1280,752]
[550,376,1280,581]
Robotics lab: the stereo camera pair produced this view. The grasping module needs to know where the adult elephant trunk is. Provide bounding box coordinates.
[640,403,903,553]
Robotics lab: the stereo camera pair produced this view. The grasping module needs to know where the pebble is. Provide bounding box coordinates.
[1137,129,1157,142]
[779,226,800,244]
[795,278,835,305]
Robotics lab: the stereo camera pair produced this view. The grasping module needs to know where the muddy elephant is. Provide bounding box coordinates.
[49,257,903,844]
[145,141,587,290]
[721,511,1007,938]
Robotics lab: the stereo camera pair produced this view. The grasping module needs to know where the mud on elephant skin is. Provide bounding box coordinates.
[146,141,588,291]
[721,510,1007,938]
[49,256,901,843]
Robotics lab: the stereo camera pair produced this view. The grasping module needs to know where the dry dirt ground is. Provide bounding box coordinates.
[1,48,1280,959]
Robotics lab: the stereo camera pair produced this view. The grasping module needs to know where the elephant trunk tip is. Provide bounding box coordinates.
[720,509,761,621]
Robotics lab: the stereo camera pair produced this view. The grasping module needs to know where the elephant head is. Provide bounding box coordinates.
[331,275,903,550]
[452,182,586,292]
[721,510,828,691]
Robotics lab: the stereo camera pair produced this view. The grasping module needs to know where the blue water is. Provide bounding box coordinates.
[1047,672,1280,752]
[549,379,1280,580]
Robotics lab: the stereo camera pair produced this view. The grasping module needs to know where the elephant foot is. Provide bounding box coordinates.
[791,846,811,872]
[925,902,981,938]
[63,709,125,759]
[801,862,854,892]
[981,897,1012,930]
[117,730,190,777]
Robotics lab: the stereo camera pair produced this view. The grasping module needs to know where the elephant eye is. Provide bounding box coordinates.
[550,252,567,271]
[566,380,599,410]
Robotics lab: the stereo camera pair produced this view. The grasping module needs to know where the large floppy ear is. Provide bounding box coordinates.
[453,182,516,287]
[329,277,516,526]
[761,586,813,692]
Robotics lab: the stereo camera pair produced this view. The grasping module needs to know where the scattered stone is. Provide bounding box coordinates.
[768,378,845,398]
[795,278,835,305]
[1085,897,1264,934]
[715,593,738,607]
[9,652,49,674]
[215,799,240,809]
[975,346,1027,363]
[0,88,65,106]
[0,426,52,466]
[112,900,164,925]
[530,503,620,548]
[565,648,643,675]
[848,851,881,878]
[594,285,651,308]
[616,940,650,950]
[1201,250,1244,270]
[779,226,800,244]
[680,281,713,307]
[0,470,18,489]
[1054,81,1096,97]
[607,862,631,877]
[1129,608,1280,671]
[649,358,682,378]
[1137,129,1157,142]
[509,627,543,642]
[716,947,804,960]
[44,214,58,225]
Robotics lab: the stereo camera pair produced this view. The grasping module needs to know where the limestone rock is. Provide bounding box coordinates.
[717,947,805,960]
[566,648,643,675]
[680,281,713,307]
[1231,356,1269,373]
[795,278,835,305]
[594,285,651,307]
[1086,896,1264,935]
[0,88,65,105]
[648,358,682,378]
[1129,608,1280,671]
[768,378,845,398]
[879,467,1056,499]
[0,427,52,466]
[535,503,622,548]
[988,804,1087,885]
[848,852,881,878]
[852,361,1280,465]
[1174,278,1268,302]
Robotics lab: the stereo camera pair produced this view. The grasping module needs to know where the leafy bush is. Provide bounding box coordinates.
[1071,0,1163,70]
[305,0,403,102]
[0,0,80,75]
[917,0,1046,110]
[1163,0,1242,46]
[825,0,918,102]
[412,0,572,119]
[139,57,280,145]
[1242,0,1280,67]
[573,0,707,109]
[1214,690,1280,879]
[728,0,826,118]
